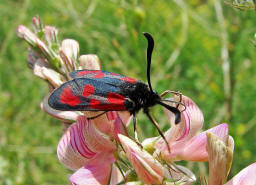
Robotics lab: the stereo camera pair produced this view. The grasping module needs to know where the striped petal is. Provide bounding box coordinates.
[156,95,204,152]
[57,122,96,170]
[57,116,116,170]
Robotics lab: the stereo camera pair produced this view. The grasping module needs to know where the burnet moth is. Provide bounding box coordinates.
[48,33,183,151]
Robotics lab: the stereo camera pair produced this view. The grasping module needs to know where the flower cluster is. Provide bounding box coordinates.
[225,0,256,10]
[17,17,256,185]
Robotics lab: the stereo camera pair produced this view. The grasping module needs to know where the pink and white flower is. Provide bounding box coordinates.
[225,162,256,185]
[153,95,231,163]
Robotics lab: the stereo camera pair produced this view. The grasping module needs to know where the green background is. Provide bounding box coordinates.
[0,0,256,184]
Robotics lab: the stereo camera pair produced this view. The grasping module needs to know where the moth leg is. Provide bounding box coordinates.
[132,112,142,149]
[144,110,171,153]
[160,99,186,112]
[87,111,108,120]
[160,90,182,108]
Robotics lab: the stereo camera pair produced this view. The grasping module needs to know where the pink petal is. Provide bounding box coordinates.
[130,152,163,184]
[156,96,204,151]
[60,39,79,70]
[57,116,116,170]
[119,134,164,185]
[117,111,132,126]
[80,116,116,152]
[70,152,115,185]
[225,162,256,185]
[33,58,64,88]
[57,121,96,170]
[106,111,131,125]
[41,67,63,88]
[112,115,129,142]
[109,164,124,185]
[70,120,97,158]
[161,124,229,162]
[175,95,204,141]
[106,111,118,121]
[87,111,131,136]
[33,59,49,79]
[17,25,38,45]
[41,94,81,122]
[84,111,112,135]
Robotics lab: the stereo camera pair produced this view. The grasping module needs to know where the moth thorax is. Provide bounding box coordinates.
[124,82,160,112]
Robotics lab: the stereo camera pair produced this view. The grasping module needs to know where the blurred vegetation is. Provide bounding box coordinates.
[0,0,256,184]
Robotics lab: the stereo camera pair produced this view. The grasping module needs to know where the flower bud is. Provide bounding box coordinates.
[17,25,38,46]
[207,132,233,185]
[44,26,58,48]
[60,39,80,70]
[78,54,101,70]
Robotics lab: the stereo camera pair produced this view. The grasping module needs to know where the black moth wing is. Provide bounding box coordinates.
[48,70,138,111]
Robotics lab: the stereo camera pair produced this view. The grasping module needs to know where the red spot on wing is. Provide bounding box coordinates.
[83,85,95,97]
[60,86,80,106]
[120,77,137,83]
[88,93,126,110]
[109,73,119,76]
[89,99,100,107]
[94,73,105,78]
[107,92,125,104]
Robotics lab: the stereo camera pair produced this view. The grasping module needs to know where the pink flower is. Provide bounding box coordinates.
[118,134,165,185]
[69,152,116,185]
[225,162,256,185]
[119,134,196,185]
[154,95,231,162]
[57,115,131,185]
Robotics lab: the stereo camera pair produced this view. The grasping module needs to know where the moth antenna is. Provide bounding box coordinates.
[143,32,154,93]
